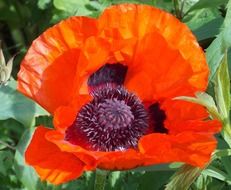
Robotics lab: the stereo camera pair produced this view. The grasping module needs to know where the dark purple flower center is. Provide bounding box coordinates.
[66,86,148,151]
[149,103,168,133]
[65,63,168,151]
[88,63,128,90]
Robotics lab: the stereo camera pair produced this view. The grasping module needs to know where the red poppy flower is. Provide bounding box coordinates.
[17,4,221,185]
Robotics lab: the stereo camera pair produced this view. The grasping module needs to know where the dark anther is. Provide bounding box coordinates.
[149,103,168,133]
[88,63,128,88]
[65,86,148,151]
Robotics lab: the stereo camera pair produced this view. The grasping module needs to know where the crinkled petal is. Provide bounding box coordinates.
[161,99,221,134]
[45,130,98,170]
[98,4,208,91]
[125,31,194,101]
[25,127,84,184]
[17,17,97,113]
[76,36,137,95]
[139,132,217,168]
[53,95,91,131]
[53,106,77,131]
[97,150,146,170]
[46,130,151,170]
[169,120,222,134]
[162,99,208,122]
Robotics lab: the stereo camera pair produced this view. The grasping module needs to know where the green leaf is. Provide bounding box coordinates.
[192,173,211,190]
[130,163,181,172]
[212,33,231,148]
[214,52,230,120]
[106,170,174,190]
[35,115,53,128]
[193,17,223,41]
[207,179,226,190]
[138,171,174,190]
[53,0,92,16]
[37,0,52,10]
[192,172,229,190]
[0,150,14,176]
[221,156,231,179]
[203,166,231,184]
[0,79,48,127]
[186,0,228,13]
[206,34,225,80]
[185,7,221,30]
[206,0,231,80]
[14,128,45,190]
[57,172,95,190]
[111,0,155,5]
[109,171,121,188]
[214,149,231,158]
[223,0,231,48]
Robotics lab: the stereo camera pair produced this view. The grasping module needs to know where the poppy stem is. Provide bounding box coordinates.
[173,0,182,20]
[222,122,231,147]
[94,169,108,190]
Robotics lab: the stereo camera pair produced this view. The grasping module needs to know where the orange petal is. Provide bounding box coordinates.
[25,126,84,185]
[169,120,222,134]
[45,129,98,170]
[162,99,208,122]
[161,99,222,134]
[98,4,208,91]
[46,129,149,170]
[17,17,97,113]
[139,132,217,168]
[75,36,137,94]
[53,94,92,131]
[97,149,146,170]
[53,106,77,131]
[125,31,194,101]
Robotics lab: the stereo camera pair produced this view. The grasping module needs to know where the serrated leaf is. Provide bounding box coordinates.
[214,52,230,120]
[0,79,48,127]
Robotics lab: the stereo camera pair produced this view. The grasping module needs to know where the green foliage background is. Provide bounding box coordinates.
[1,0,231,189]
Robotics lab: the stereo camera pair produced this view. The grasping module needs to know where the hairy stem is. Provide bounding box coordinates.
[94,169,108,190]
